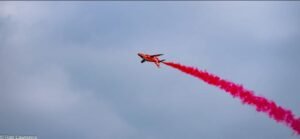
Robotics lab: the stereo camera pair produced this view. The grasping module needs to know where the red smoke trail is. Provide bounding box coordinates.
[163,61,300,135]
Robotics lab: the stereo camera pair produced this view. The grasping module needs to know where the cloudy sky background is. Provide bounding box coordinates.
[1,2,300,139]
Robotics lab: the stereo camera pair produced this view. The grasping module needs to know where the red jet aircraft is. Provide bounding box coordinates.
[138,53,165,68]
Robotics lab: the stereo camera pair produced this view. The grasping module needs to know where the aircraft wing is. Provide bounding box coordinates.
[150,54,163,57]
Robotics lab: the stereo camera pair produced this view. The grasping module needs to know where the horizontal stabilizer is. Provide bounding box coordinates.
[150,54,163,57]
[159,59,165,62]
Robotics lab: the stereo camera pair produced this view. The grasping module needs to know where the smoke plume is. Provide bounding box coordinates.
[163,61,300,135]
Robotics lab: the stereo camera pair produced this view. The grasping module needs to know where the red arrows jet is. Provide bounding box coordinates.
[138,53,165,68]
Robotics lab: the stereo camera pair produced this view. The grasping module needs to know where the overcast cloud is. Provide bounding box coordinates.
[1,2,300,139]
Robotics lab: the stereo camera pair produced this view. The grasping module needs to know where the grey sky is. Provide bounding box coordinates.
[1,2,300,139]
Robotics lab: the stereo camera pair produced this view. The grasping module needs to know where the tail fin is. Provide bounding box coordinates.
[155,62,160,68]
[159,59,165,62]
